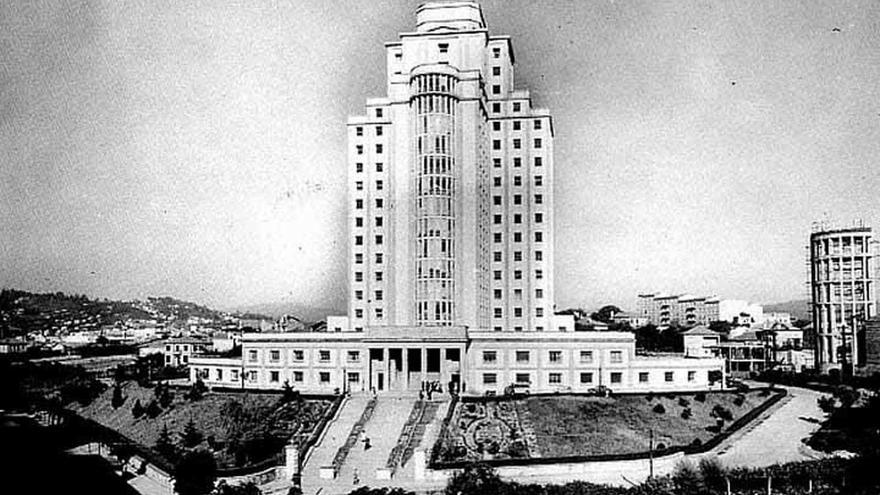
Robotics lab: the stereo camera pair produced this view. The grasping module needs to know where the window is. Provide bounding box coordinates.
[375,271,383,281]
[482,351,497,363]
[513,139,521,149]
[534,138,542,149]
[514,232,522,242]
[494,307,503,318]
[535,269,543,279]
[492,84,501,94]
[375,216,383,227]
[375,144,383,154]
[375,253,383,263]
[534,119,542,130]
[320,372,331,383]
[516,351,530,363]
[535,213,543,223]
[514,270,522,280]
[356,162,363,173]
[535,175,544,186]
[493,233,502,243]
[356,145,363,155]
[610,350,623,363]
[347,351,360,363]
[355,217,363,228]
[493,177,502,187]
[355,199,363,209]
[270,371,280,383]
[549,351,562,363]
[248,350,258,363]
[374,308,383,319]
[375,290,383,301]
[376,162,383,172]
[513,176,522,186]
[514,214,522,223]
[293,350,304,361]
[270,350,280,362]
[355,181,363,191]
[535,232,543,242]
[355,235,363,246]
[438,42,448,54]
[375,198,383,208]
[580,372,594,384]
[375,108,383,118]
[513,120,521,131]
[513,102,521,112]
[248,370,258,382]
[493,47,501,58]
[493,196,502,205]
[579,350,593,364]
[293,371,304,382]
[610,372,622,384]
[348,372,360,383]
[493,251,502,262]
[665,371,674,382]
[536,288,544,298]
[514,194,522,205]
[483,373,497,384]
[492,66,501,76]
[376,180,383,190]
[514,251,522,262]
[493,270,502,280]
[354,272,363,282]
[492,102,501,113]
[375,126,383,136]
[514,326,523,332]
[513,157,522,167]
[319,350,331,362]
[516,373,531,384]
[514,307,523,317]
[549,373,562,384]
[354,308,363,318]
[534,157,543,167]
[639,372,649,383]
[356,126,363,136]
[493,289,502,299]
[535,251,543,261]
[375,235,383,245]
[536,308,544,317]
[688,371,696,382]
[492,121,501,131]
[535,194,543,204]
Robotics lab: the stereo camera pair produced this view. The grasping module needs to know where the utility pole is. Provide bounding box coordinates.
[648,428,654,479]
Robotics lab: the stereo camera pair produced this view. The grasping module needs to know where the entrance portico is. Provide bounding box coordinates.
[363,326,467,394]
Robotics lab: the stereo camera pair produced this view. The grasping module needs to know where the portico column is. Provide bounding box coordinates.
[383,347,389,390]
[402,346,409,388]
[421,347,427,383]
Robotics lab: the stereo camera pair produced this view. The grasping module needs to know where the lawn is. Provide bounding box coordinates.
[434,390,779,463]
[71,381,334,469]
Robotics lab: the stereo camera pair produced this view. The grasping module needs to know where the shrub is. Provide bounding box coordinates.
[132,399,144,418]
[695,392,706,402]
[681,408,692,420]
[817,395,835,413]
[646,393,654,402]
[174,449,217,495]
[186,378,207,401]
[733,394,745,407]
[678,397,690,408]
[691,438,702,447]
[699,456,727,491]
[653,403,666,414]
[111,384,126,409]
[711,405,733,422]
[146,399,162,418]
[181,419,204,449]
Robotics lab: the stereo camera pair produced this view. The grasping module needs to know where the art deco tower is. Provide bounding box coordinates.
[347,2,556,333]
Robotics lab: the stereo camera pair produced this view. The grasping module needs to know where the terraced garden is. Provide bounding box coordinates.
[72,381,335,469]
[433,389,781,464]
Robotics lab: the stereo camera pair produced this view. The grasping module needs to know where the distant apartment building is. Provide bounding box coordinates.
[163,337,210,367]
[809,225,878,372]
[637,293,763,327]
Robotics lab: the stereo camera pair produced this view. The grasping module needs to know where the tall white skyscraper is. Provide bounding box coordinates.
[347,1,555,333]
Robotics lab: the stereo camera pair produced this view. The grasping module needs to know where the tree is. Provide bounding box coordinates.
[590,305,622,324]
[181,419,204,449]
[156,423,177,459]
[155,381,174,408]
[215,480,263,495]
[174,449,217,495]
[111,383,126,409]
[187,378,207,401]
[708,320,733,335]
[132,399,145,418]
[445,463,505,495]
[672,460,704,495]
[146,399,162,418]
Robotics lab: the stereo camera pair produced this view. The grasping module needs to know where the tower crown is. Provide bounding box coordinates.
[416,2,486,33]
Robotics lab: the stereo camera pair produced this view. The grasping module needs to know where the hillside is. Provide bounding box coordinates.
[763,299,810,321]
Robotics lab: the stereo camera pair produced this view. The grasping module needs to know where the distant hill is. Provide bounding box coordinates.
[763,299,810,321]
[232,302,344,322]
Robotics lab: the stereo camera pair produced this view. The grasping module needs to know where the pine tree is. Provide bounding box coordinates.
[181,419,204,449]
[111,384,126,409]
[156,423,177,460]
[132,399,145,418]
[146,399,162,418]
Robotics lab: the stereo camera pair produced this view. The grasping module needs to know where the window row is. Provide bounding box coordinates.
[492,138,543,150]
[354,198,385,209]
[492,194,544,205]
[479,349,623,365]
[353,252,383,264]
[353,271,384,282]
[493,157,544,168]
[492,288,544,299]
[492,250,544,262]
[354,162,384,173]
[246,348,361,364]
[355,144,384,155]
[491,232,545,243]
[354,125,384,137]
[490,119,544,131]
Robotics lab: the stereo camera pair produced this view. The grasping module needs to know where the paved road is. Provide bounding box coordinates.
[714,386,829,468]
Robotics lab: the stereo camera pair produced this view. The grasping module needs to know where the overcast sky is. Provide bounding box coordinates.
[1,0,878,313]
